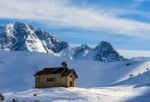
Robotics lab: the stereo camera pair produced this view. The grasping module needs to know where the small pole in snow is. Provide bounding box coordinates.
[146,68,149,71]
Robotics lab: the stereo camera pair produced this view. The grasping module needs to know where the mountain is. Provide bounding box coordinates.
[73,44,91,59]
[0,22,68,55]
[0,22,124,62]
[71,41,124,62]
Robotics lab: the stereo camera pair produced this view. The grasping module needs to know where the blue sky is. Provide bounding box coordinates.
[0,0,150,57]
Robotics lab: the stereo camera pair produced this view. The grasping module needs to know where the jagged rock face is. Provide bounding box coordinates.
[11,22,33,51]
[35,29,68,53]
[0,22,125,62]
[73,44,91,59]
[72,41,124,62]
[0,23,16,50]
[0,22,69,54]
[92,41,124,62]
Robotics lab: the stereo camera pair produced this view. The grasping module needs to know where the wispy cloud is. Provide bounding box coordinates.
[134,0,150,2]
[118,49,150,58]
[0,0,150,38]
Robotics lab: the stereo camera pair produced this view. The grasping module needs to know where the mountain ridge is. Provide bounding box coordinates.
[0,22,125,62]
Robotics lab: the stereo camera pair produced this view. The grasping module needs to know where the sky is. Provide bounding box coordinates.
[0,0,150,58]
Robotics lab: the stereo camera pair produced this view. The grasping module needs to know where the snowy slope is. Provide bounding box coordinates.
[4,87,149,102]
[0,51,149,92]
[112,70,150,87]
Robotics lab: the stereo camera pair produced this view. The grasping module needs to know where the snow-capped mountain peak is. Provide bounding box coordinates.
[0,22,69,54]
[71,41,124,62]
[0,22,125,62]
[92,41,124,62]
[73,44,91,59]
[95,41,113,50]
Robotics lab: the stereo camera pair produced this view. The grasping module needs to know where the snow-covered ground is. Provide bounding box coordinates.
[0,51,150,102]
[112,70,150,87]
[3,87,150,102]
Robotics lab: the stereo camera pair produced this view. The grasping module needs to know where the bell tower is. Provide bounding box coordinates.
[61,62,68,69]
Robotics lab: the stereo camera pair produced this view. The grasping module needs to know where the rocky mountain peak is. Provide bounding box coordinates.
[0,22,125,62]
[95,41,113,50]
[80,44,91,50]
[0,22,69,54]
[92,41,124,62]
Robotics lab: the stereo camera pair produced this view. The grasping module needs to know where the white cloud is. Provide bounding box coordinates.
[118,49,150,58]
[134,0,150,2]
[0,0,150,38]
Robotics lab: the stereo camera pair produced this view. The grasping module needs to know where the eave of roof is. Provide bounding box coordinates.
[34,67,78,78]
[61,69,78,78]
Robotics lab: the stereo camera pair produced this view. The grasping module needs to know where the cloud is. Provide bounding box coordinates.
[0,0,150,38]
[134,0,150,2]
[118,49,150,58]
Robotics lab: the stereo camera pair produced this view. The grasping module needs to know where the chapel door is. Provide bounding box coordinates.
[70,81,74,87]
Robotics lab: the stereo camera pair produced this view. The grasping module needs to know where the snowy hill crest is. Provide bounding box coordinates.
[0,22,124,62]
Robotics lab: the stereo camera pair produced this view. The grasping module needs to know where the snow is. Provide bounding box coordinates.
[112,70,150,87]
[0,22,150,102]
[0,22,69,55]
[0,22,124,62]
[25,26,47,53]
[0,51,150,90]
[5,23,14,36]
[3,87,150,102]
[0,51,150,101]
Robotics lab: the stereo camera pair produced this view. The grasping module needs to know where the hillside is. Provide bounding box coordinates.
[0,51,149,92]
[112,70,150,87]
[4,87,150,102]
